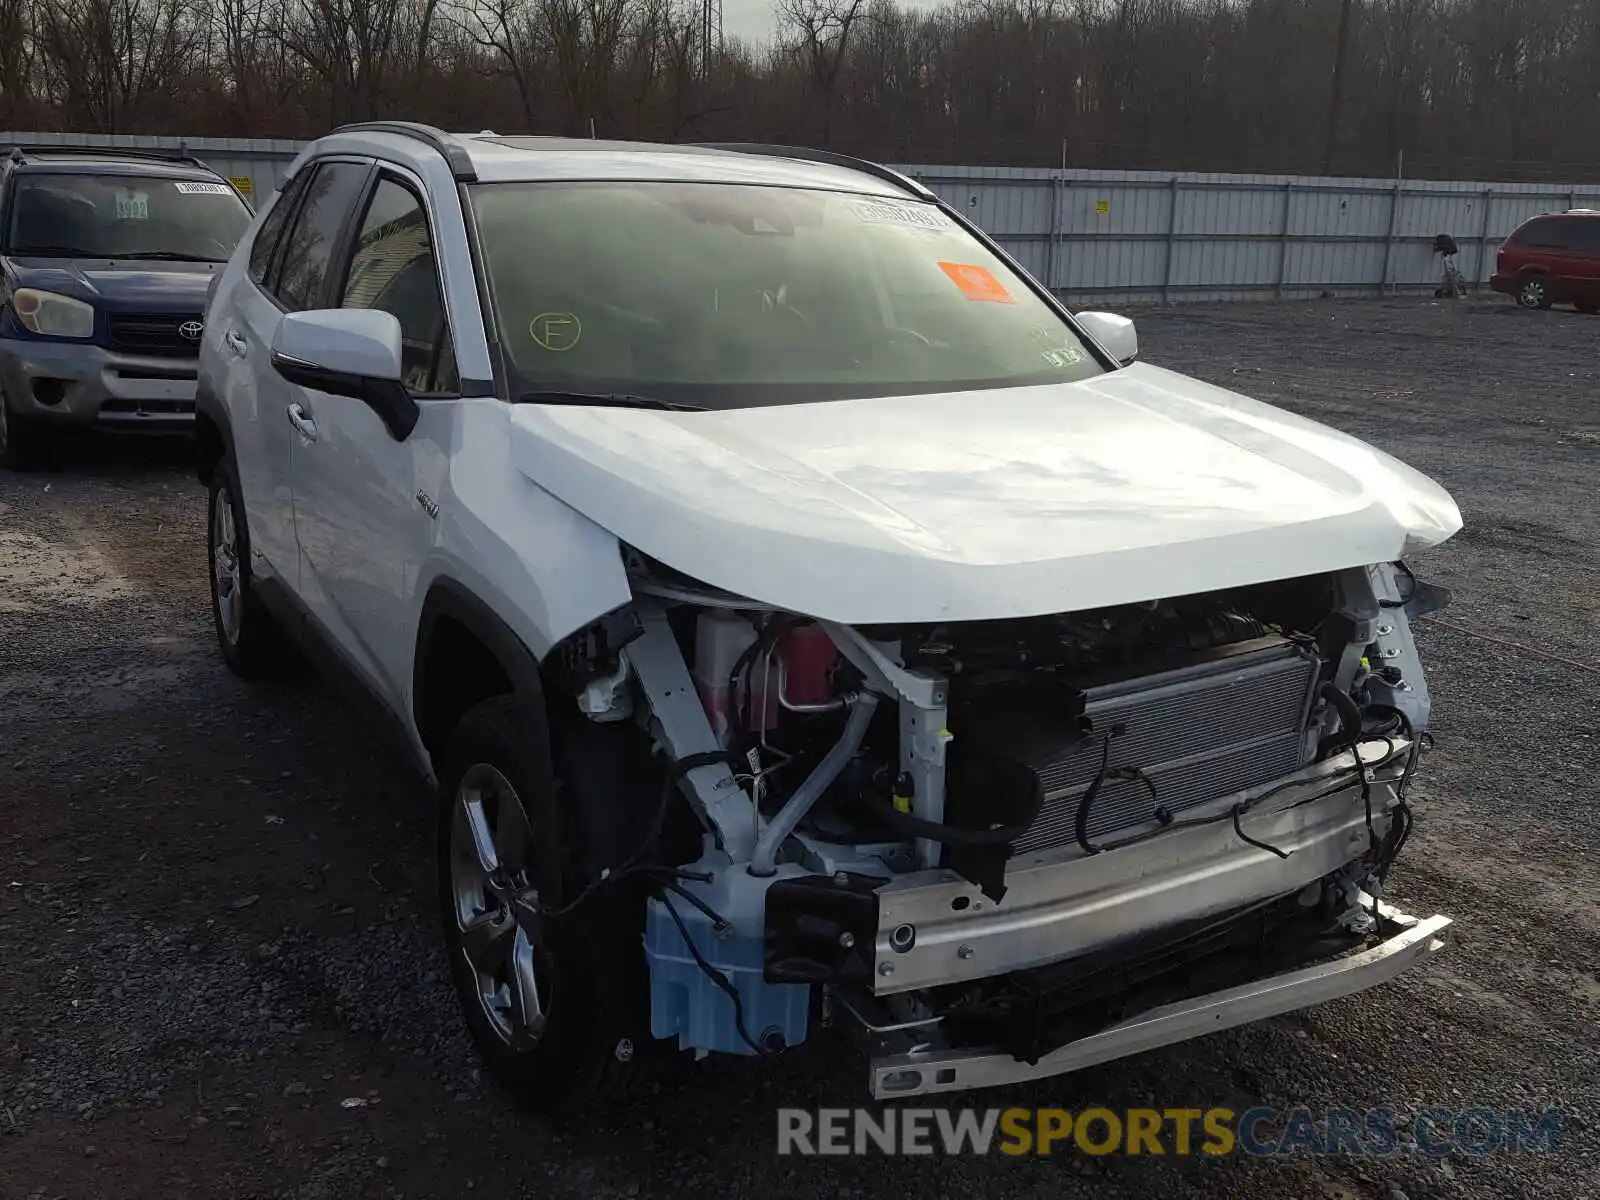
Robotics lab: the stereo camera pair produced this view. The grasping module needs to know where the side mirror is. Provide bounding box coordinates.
[270,308,417,440]
[1076,311,1139,366]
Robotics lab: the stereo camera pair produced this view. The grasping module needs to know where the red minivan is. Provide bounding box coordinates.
[1490,210,1600,312]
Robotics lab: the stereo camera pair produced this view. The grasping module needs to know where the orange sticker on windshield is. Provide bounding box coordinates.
[937,261,1014,304]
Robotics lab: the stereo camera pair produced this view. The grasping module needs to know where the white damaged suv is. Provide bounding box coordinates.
[196,122,1460,1111]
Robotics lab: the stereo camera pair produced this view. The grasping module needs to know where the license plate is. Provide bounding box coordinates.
[114,376,197,402]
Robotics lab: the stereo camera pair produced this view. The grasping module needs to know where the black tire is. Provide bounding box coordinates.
[437,695,653,1114]
[0,396,50,471]
[1517,274,1552,310]
[206,458,304,680]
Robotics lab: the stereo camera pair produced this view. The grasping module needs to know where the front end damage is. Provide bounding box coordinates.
[561,554,1453,1097]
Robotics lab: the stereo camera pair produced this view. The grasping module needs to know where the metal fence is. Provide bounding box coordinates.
[6,130,1596,305]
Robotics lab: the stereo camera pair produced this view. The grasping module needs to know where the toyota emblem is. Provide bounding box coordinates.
[179,320,204,341]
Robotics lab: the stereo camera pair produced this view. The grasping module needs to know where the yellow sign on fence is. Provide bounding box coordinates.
[230,176,253,197]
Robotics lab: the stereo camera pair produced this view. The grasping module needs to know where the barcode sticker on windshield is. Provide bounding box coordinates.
[174,181,233,196]
[114,189,149,220]
[851,200,950,231]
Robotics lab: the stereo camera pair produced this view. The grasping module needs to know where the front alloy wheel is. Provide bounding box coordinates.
[449,763,553,1047]
[437,696,653,1112]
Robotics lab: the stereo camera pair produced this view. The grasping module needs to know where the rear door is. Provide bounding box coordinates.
[1524,216,1585,300]
[221,157,373,588]
[208,168,309,583]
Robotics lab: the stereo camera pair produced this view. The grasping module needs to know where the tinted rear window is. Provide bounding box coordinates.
[1510,216,1600,249]
[1566,218,1600,251]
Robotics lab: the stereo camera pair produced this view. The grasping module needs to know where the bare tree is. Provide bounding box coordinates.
[462,0,548,127]
[776,0,868,144]
[539,0,636,135]
[34,0,204,132]
[283,0,406,124]
[3,0,1599,181]
[1324,0,1355,172]
[0,0,42,127]
[1371,0,1433,169]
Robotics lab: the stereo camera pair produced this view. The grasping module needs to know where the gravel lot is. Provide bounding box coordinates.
[2,297,1596,1199]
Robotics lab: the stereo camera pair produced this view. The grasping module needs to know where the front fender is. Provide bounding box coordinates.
[419,400,634,663]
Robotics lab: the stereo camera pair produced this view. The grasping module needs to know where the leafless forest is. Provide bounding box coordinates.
[0,0,1594,179]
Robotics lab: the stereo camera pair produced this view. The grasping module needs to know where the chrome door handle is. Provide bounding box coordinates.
[287,403,318,441]
[225,329,248,358]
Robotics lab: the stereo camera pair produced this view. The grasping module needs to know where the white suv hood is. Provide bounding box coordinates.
[508,362,1461,624]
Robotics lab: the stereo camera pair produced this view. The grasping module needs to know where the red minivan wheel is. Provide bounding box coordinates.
[1517,275,1552,310]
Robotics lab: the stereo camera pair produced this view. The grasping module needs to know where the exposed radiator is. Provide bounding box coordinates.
[957,638,1322,856]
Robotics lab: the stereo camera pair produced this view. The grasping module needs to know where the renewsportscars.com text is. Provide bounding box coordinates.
[776,1106,1567,1158]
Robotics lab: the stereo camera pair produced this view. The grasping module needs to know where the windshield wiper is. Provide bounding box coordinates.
[516,389,703,412]
[116,251,225,262]
[8,245,103,257]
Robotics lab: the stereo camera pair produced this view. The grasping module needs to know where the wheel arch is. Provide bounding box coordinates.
[414,578,666,879]
[414,576,550,762]
[194,381,232,486]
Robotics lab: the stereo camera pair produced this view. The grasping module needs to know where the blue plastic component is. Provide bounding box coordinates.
[644,893,811,1056]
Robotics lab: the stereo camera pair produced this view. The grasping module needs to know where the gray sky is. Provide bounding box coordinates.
[723,0,939,46]
[724,0,780,43]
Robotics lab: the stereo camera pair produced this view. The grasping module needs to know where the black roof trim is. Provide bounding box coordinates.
[329,122,478,182]
[694,143,933,200]
[5,143,211,171]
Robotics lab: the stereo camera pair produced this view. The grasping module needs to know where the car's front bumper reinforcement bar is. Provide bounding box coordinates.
[867,901,1450,1099]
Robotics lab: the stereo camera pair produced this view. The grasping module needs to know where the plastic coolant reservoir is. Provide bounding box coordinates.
[644,891,811,1056]
[692,610,775,744]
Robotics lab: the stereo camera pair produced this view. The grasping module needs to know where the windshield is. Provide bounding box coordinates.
[467,181,1103,407]
[7,172,252,261]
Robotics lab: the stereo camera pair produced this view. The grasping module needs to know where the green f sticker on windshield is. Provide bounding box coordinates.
[114,189,149,220]
[530,312,581,352]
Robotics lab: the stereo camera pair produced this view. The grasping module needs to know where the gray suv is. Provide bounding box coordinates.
[0,144,254,468]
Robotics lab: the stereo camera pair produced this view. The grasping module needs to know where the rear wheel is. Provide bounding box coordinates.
[1517,274,1552,309]
[207,460,304,680]
[438,695,653,1114]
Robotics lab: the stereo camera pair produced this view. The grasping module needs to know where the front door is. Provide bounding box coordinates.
[289,170,462,717]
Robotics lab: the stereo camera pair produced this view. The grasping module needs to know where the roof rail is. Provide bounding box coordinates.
[328,121,477,182]
[4,142,209,170]
[695,143,933,200]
